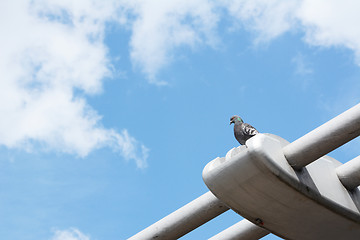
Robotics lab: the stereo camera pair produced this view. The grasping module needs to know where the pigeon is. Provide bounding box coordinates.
[230,115,259,145]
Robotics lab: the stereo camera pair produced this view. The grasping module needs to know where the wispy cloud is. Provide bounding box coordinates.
[292,52,313,75]
[0,1,148,168]
[122,0,360,80]
[50,228,90,240]
[297,0,360,63]
[125,0,220,85]
[220,0,300,43]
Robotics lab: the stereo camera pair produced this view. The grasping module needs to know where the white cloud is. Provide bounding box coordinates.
[220,0,360,63]
[297,0,360,63]
[51,228,90,240]
[0,0,148,168]
[220,0,300,43]
[2,0,360,168]
[125,0,220,84]
[122,0,360,79]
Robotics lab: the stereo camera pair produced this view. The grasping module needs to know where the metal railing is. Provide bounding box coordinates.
[129,103,360,240]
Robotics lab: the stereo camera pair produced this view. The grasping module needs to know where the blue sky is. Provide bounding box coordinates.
[1,1,360,240]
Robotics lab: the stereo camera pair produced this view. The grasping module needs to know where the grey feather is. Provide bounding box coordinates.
[230,115,259,145]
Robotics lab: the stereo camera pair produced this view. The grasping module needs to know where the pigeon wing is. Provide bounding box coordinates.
[242,123,259,136]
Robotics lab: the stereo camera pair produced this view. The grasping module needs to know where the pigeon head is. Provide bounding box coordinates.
[230,115,244,125]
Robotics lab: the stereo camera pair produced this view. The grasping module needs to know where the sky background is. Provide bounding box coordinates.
[1,1,360,240]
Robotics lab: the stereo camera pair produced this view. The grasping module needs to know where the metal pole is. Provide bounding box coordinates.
[208,219,270,240]
[128,191,229,240]
[336,155,360,190]
[283,103,360,169]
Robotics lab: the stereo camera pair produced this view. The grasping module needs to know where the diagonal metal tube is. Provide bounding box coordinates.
[337,155,360,190]
[283,103,360,170]
[128,191,229,240]
[208,219,270,240]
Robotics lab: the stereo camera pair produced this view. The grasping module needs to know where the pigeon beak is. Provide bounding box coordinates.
[230,120,234,125]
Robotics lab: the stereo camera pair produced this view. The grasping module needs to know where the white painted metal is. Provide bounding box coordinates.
[128,191,229,240]
[208,219,269,240]
[131,103,360,239]
[203,133,360,240]
[337,155,360,190]
[283,103,360,169]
